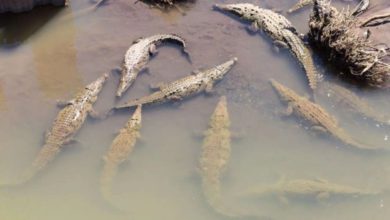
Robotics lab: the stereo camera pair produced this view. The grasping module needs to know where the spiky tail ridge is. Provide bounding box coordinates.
[301,48,318,90]
[283,29,318,90]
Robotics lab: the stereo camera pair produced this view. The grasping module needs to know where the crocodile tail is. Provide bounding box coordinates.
[287,0,313,13]
[203,182,239,218]
[168,33,191,62]
[100,161,117,205]
[301,50,318,90]
[345,138,384,151]
[115,99,144,110]
[99,160,128,213]
[17,143,62,184]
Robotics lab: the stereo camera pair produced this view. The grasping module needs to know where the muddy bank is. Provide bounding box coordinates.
[309,0,390,88]
[0,0,67,13]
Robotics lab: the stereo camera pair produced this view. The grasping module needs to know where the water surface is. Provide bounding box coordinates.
[0,0,390,219]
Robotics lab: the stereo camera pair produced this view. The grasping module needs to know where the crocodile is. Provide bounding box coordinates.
[319,81,390,125]
[18,73,108,184]
[114,58,237,109]
[199,96,250,218]
[288,0,370,15]
[100,105,142,205]
[116,34,188,97]
[199,96,233,216]
[270,79,381,150]
[240,178,379,203]
[214,3,318,90]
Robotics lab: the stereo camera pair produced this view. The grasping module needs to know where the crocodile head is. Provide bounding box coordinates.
[128,104,142,129]
[207,57,238,81]
[213,3,258,20]
[269,79,296,103]
[85,73,109,98]
[116,79,131,98]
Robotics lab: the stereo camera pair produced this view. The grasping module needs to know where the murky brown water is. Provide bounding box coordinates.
[0,0,390,219]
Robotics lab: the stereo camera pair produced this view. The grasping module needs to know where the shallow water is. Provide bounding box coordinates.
[0,0,390,219]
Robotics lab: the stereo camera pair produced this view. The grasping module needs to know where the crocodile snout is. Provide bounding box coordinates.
[213,4,226,11]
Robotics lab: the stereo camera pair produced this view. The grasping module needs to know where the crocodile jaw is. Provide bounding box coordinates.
[86,73,109,97]
[213,4,245,17]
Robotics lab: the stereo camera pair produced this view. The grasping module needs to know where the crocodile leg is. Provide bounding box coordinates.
[246,21,260,34]
[281,102,294,116]
[89,109,105,120]
[63,138,79,146]
[205,82,215,94]
[44,130,51,139]
[316,192,330,200]
[149,44,158,55]
[191,70,201,75]
[56,100,74,108]
[149,82,167,91]
[273,40,289,52]
[170,95,183,102]
[278,194,289,205]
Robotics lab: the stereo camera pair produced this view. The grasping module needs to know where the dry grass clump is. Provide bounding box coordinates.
[309,1,390,88]
[138,0,195,9]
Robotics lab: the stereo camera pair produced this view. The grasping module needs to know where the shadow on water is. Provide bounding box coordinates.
[30,7,83,99]
[0,5,63,48]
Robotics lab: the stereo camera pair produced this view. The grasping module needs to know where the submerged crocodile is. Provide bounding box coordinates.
[240,178,379,202]
[214,3,318,90]
[19,74,109,184]
[114,58,237,109]
[288,0,370,15]
[200,96,233,216]
[116,34,188,97]
[100,105,142,205]
[319,82,390,125]
[270,79,381,150]
[200,96,249,218]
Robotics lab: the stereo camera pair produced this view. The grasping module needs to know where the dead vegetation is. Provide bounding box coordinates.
[308,0,390,88]
[137,0,195,9]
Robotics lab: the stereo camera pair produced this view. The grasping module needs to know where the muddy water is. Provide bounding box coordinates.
[0,0,390,219]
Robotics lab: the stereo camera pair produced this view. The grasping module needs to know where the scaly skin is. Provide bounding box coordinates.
[282,29,317,89]
[114,58,237,109]
[288,0,370,15]
[320,82,390,125]
[214,3,318,90]
[100,105,142,204]
[214,3,297,43]
[20,73,109,184]
[270,79,381,150]
[116,34,187,97]
[200,96,235,217]
[242,178,378,201]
